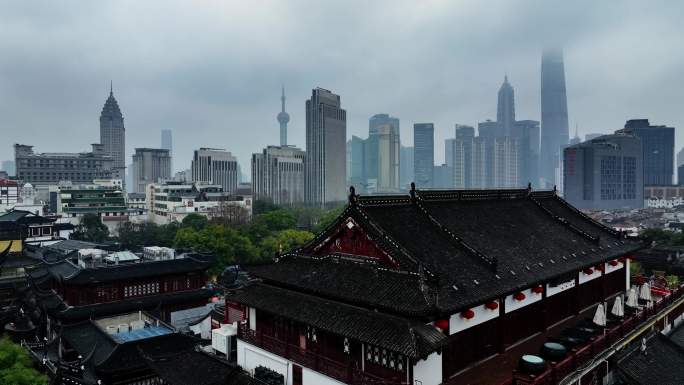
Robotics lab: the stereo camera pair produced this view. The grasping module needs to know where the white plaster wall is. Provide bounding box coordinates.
[604,261,624,275]
[578,269,602,284]
[413,351,442,385]
[449,301,499,334]
[626,259,631,291]
[505,288,542,314]
[302,367,347,385]
[546,279,575,297]
[237,340,292,385]
[249,307,256,331]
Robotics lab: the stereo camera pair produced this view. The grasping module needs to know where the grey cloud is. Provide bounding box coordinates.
[0,0,682,175]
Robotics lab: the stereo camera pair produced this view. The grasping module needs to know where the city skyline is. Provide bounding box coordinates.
[1,2,683,180]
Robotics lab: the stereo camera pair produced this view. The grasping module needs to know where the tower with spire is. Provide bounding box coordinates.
[100,82,126,183]
[277,87,290,146]
[497,75,515,136]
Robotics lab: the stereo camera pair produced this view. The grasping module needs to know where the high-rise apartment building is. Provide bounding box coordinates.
[191,148,238,194]
[619,119,675,186]
[100,84,126,183]
[413,123,434,188]
[252,145,305,206]
[540,49,569,189]
[14,144,113,187]
[374,124,400,192]
[399,146,414,190]
[304,88,347,206]
[131,148,171,193]
[347,136,366,192]
[563,133,643,209]
[513,120,540,187]
[277,87,290,146]
[366,114,400,187]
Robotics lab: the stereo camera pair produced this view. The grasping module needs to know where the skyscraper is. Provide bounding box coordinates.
[252,145,305,205]
[100,83,126,183]
[131,148,171,193]
[619,119,675,186]
[374,124,400,192]
[277,87,290,146]
[347,136,366,192]
[513,120,540,187]
[367,114,400,186]
[497,75,515,136]
[305,88,347,206]
[413,123,434,188]
[540,49,569,189]
[563,133,643,209]
[161,129,173,171]
[399,145,414,190]
[191,148,239,194]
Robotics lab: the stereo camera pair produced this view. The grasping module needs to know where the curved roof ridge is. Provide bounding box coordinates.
[528,193,601,244]
[413,190,498,272]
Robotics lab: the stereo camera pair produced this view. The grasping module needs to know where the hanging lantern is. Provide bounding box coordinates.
[381,349,388,366]
[398,356,404,371]
[609,260,619,267]
[514,292,526,301]
[485,301,499,310]
[366,345,372,361]
[583,268,594,275]
[343,338,350,354]
[435,319,449,329]
[532,286,544,295]
[461,309,475,320]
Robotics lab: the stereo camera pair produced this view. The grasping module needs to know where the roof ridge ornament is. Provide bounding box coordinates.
[349,186,356,205]
[409,182,416,203]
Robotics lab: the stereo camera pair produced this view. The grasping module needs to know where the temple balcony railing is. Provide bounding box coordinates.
[481,286,684,385]
[238,323,409,385]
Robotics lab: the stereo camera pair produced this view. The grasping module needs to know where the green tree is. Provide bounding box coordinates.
[252,199,279,216]
[71,213,109,242]
[181,213,209,231]
[640,228,672,244]
[0,338,48,385]
[174,225,259,275]
[260,229,315,258]
[315,205,345,233]
[252,209,297,232]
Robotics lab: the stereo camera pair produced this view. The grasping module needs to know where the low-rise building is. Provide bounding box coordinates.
[14,143,114,187]
[147,181,252,225]
[51,179,132,233]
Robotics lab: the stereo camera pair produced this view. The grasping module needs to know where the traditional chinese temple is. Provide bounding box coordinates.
[225,186,641,385]
[22,250,214,328]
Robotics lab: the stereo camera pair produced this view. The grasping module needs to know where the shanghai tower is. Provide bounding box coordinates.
[540,49,569,189]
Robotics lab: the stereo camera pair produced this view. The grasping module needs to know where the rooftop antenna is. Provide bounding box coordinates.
[109,80,113,96]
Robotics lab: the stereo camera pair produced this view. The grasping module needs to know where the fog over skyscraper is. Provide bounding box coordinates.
[305,88,347,206]
[277,87,290,146]
[99,82,126,183]
[540,49,569,189]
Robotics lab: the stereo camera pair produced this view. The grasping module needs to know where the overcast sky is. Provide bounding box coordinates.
[1,0,682,180]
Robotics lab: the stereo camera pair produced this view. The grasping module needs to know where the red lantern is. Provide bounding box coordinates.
[514,292,526,301]
[609,260,619,267]
[460,310,475,320]
[434,319,449,330]
[583,268,593,275]
[485,301,499,310]
[532,286,544,295]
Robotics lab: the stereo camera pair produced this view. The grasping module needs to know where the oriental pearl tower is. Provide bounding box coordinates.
[277,86,290,146]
